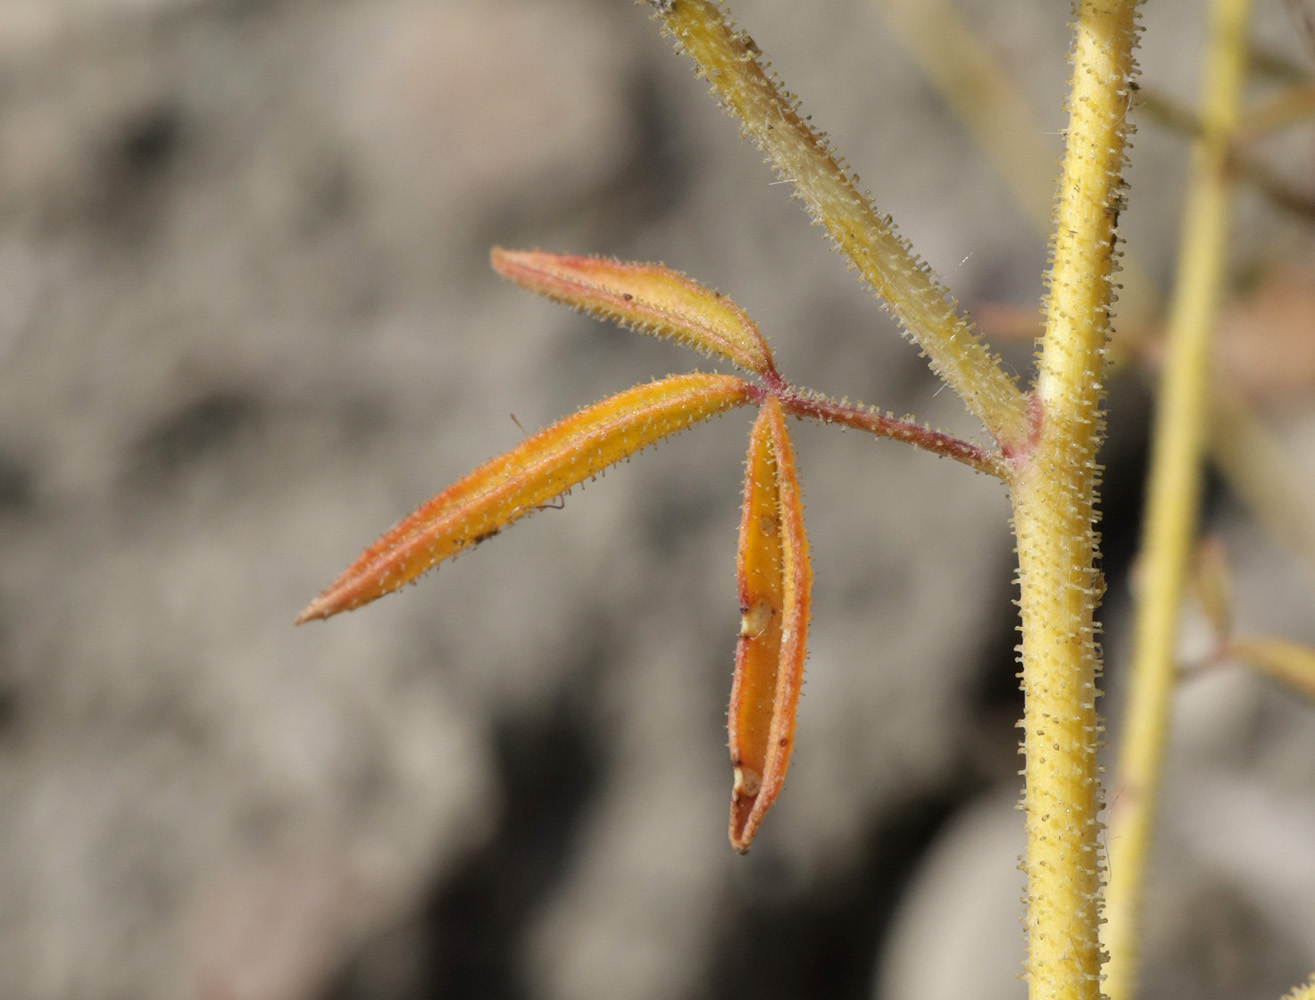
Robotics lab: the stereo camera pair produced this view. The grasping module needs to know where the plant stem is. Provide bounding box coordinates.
[1012,2,1140,997]
[766,383,1008,478]
[648,0,1031,452]
[1102,0,1251,995]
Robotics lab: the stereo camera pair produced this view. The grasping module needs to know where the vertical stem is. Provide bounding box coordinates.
[1102,0,1251,997]
[1012,2,1140,998]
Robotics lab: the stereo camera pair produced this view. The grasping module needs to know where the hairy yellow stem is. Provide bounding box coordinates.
[649,0,1030,450]
[1012,2,1140,997]
[1102,0,1251,996]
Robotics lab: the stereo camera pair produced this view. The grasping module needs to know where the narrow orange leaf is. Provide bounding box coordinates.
[1230,635,1315,701]
[491,247,778,378]
[298,372,753,623]
[729,404,785,850]
[727,396,811,852]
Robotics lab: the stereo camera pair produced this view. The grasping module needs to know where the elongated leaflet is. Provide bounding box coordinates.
[297,373,753,623]
[727,397,811,852]
[491,248,778,379]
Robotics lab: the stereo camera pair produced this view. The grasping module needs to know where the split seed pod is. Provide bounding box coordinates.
[298,372,752,623]
[728,396,811,852]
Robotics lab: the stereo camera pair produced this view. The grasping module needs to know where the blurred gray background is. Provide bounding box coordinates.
[1,1,1314,998]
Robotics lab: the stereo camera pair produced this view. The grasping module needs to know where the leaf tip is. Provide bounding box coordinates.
[729,764,764,853]
[295,578,363,624]
[489,245,538,279]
